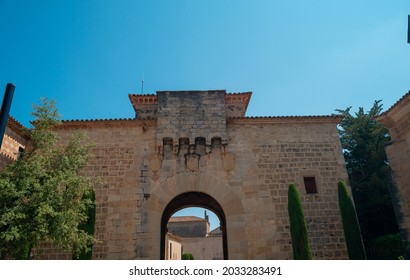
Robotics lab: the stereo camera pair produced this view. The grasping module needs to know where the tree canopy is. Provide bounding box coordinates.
[336,101,398,244]
[0,98,96,259]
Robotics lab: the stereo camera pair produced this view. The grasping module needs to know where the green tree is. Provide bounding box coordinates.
[288,184,313,260]
[73,189,96,260]
[336,101,398,245]
[0,98,96,259]
[338,181,366,259]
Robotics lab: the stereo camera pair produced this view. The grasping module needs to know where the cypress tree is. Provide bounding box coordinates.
[288,184,313,260]
[338,181,366,259]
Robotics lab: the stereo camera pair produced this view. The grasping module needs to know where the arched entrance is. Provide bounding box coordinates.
[160,192,228,260]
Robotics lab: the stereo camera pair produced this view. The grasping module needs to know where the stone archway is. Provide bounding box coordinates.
[160,192,228,260]
[137,172,246,259]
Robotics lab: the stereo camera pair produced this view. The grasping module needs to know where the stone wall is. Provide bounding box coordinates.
[182,236,223,260]
[165,233,182,260]
[35,118,156,260]
[376,91,410,258]
[0,117,29,170]
[168,218,210,238]
[226,117,349,259]
[22,90,350,260]
[156,90,228,145]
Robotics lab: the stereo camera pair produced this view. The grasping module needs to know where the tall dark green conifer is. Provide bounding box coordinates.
[288,184,313,260]
[338,181,366,260]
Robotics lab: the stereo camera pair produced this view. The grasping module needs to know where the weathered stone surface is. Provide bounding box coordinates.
[376,90,410,258]
[1,90,350,260]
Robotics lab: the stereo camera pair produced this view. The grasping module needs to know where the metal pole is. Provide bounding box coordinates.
[408,15,410,44]
[0,83,15,147]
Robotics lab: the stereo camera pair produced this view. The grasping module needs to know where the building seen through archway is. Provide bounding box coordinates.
[161,192,227,260]
[164,207,223,260]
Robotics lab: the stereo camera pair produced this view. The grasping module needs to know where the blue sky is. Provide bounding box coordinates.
[1,1,409,229]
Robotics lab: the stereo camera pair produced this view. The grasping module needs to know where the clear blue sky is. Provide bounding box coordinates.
[1,1,409,229]
[1,0,409,126]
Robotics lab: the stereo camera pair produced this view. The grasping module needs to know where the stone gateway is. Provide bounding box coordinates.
[1,90,350,259]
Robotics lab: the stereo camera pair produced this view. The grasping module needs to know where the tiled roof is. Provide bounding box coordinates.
[128,93,156,97]
[210,227,222,235]
[226,91,252,95]
[58,115,342,126]
[377,90,410,117]
[166,232,183,242]
[169,216,207,223]
[0,151,15,162]
[227,114,343,124]
[62,118,135,123]
[7,115,27,132]
[156,90,226,93]
[58,118,156,129]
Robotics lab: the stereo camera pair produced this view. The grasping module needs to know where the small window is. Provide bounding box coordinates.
[303,177,318,194]
[18,146,25,159]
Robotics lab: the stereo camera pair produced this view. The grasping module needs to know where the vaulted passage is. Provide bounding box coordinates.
[160,192,228,260]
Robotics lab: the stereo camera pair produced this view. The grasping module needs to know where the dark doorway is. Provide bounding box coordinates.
[160,192,228,259]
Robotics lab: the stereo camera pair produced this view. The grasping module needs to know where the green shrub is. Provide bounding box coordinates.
[288,184,313,260]
[338,181,366,259]
[367,233,405,260]
[182,253,194,260]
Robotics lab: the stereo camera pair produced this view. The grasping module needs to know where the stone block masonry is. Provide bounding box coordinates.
[376,91,410,258]
[0,117,29,170]
[6,90,350,260]
[226,119,348,259]
[156,90,228,145]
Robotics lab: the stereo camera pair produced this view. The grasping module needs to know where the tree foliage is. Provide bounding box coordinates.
[336,101,398,244]
[367,233,405,260]
[0,98,96,259]
[73,189,96,260]
[288,184,313,260]
[182,253,194,260]
[338,181,366,259]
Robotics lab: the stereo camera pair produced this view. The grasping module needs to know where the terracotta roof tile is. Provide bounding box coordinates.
[378,90,410,117]
[128,93,156,97]
[62,117,135,123]
[226,91,252,95]
[169,216,207,223]
[227,115,343,124]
